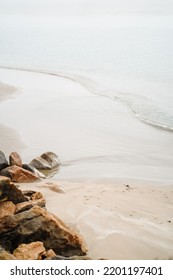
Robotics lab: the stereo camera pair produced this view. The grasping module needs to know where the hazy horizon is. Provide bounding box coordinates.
[0,0,173,16]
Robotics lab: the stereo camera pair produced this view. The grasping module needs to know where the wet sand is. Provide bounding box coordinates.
[0,67,173,259]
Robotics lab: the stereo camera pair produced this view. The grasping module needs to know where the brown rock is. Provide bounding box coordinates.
[0,165,40,183]
[0,201,16,218]
[31,192,43,200]
[15,198,46,214]
[0,178,28,204]
[9,152,22,167]
[0,206,87,257]
[40,182,65,193]
[40,249,56,260]
[13,241,45,260]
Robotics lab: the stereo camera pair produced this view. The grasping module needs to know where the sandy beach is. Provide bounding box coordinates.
[0,67,173,259]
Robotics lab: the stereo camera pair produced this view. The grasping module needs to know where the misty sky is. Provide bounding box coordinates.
[0,0,173,16]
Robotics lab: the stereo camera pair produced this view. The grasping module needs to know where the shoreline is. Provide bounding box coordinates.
[0,67,173,259]
[0,81,25,156]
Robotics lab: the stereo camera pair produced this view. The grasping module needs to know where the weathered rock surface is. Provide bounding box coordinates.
[0,176,28,204]
[0,165,40,183]
[0,245,16,260]
[15,198,46,214]
[13,241,45,260]
[30,151,60,170]
[9,152,22,167]
[0,151,9,171]
[22,164,46,179]
[41,152,60,169]
[0,201,16,218]
[0,205,87,257]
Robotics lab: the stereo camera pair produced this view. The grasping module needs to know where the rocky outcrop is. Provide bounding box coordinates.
[0,205,87,257]
[0,165,40,183]
[9,152,22,167]
[0,176,28,204]
[0,151,60,182]
[0,154,93,260]
[13,242,45,260]
[0,151,8,171]
[30,152,60,170]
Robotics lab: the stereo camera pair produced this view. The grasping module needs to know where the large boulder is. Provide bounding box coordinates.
[9,152,22,167]
[0,151,8,171]
[0,165,40,183]
[30,152,60,170]
[0,176,28,204]
[0,205,87,257]
[13,242,45,260]
[0,201,16,218]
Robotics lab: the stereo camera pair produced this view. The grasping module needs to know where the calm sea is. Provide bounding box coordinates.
[0,15,173,132]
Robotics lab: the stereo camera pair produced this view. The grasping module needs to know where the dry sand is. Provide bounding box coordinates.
[20,179,173,260]
[0,67,173,259]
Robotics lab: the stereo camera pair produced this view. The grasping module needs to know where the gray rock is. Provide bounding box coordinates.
[30,151,60,170]
[22,164,46,179]
[0,151,9,171]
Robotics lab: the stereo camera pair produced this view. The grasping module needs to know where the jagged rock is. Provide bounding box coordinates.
[0,165,40,183]
[22,164,46,179]
[13,242,45,260]
[0,201,16,218]
[9,152,22,167]
[0,245,16,260]
[15,198,46,214]
[30,151,60,170]
[0,151,9,171]
[0,205,87,257]
[0,176,28,204]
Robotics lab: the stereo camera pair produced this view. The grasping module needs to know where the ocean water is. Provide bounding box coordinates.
[0,15,173,132]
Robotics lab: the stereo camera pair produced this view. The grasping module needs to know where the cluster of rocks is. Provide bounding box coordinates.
[0,151,60,183]
[0,176,89,260]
